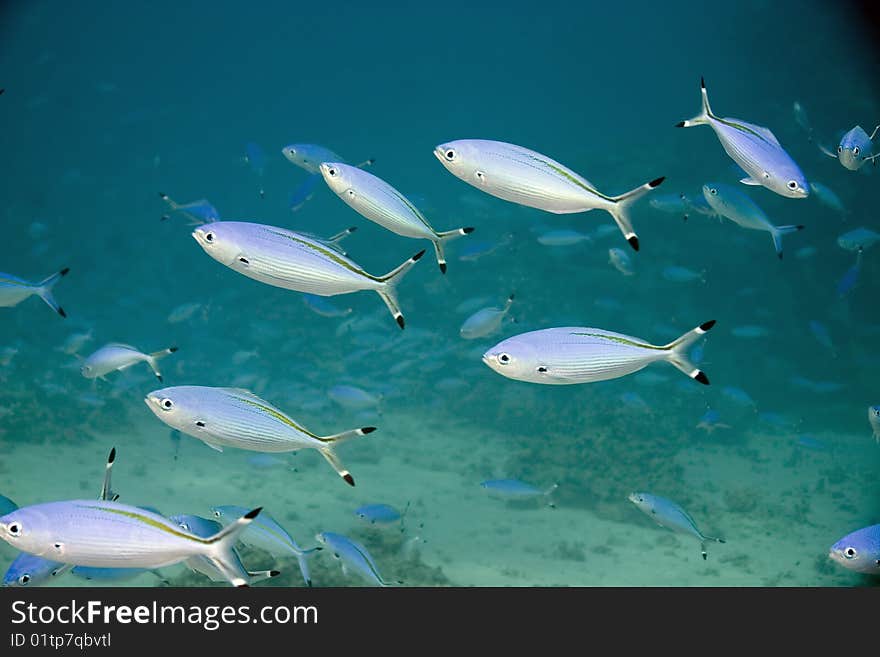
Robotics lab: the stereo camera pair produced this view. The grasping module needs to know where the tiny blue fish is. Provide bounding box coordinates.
[696,408,730,433]
[731,325,769,339]
[328,384,380,410]
[2,553,66,587]
[721,386,755,407]
[662,266,704,283]
[159,193,219,225]
[837,248,862,297]
[619,391,650,411]
[289,174,322,212]
[808,320,834,351]
[796,435,827,451]
[70,566,152,582]
[829,524,880,574]
[355,503,402,526]
[302,294,353,318]
[246,454,288,469]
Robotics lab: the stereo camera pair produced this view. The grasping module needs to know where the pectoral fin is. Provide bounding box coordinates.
[740,177,762,186]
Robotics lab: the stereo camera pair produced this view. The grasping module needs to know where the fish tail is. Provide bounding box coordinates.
[316,427,376,487]
[326,226,358,246]
[377,250,426,329]
[146,346,178,382]
[294,547,322,587]
[662,320,716,385]
[544,482,559,508]
[36,267,70,318]
[503,293,515,312]
[608,177,666,251]
[100,446,118,502]
[245,569,281,584]
[676,76,714,128]
[700,534,725,559]
[201,507,262,587]
[771,225,804,259]
[158,192,180,212]
[432,227,474,274]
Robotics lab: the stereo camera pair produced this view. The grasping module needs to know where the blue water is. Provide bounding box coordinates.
[0,0,878,586]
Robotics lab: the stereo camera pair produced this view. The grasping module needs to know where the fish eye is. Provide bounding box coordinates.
[213,510,222,518]
[445,149,455,160]
[853,146,860,156]
[787,180,798,190]
[204,232,214,243]
[837,145,842,153]
[762,171,771,179]
[160,398,174,410]
[7,522,21,536]
[709,188,717,195]
[498,353,511,364]
[18,574,30,585]
[844,547,857,559]
[327,167,337,176]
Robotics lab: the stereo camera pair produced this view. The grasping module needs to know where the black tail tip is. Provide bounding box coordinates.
[155,374,163,382]
[649,176,666,188]
[699,320,716,331]
[694,371,710,385]
[244,507,263,520]
[269,570,281,577]
[236,583,250,588]
[396,315,405,330]
[361,427,377,434]
[343,473,355,487]
[778,252,783,260]
[412,249,426,261]
[674,121,686,128]
[702,552,707,561]
[700,76,706,88]
[462,226,475,234]
[59,267,70,276]
[57,307,67,318]
[348,226,358,233]
[796,225,805,230]
[168,346,179,353]
[627,236,640,252]
[439,262,447,274]
[108,447,116,463]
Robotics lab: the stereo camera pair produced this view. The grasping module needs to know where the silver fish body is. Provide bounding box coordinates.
[834,125,878,170]
[628,492,724,560]
[81,343,178,382]
[282,143,346,174]
[315,531,397,587]
[483,321,715,386]
[145,385,374,486]
[433,139,664,251]
[0,268,69,317]
[320,162,473,273]
[460,294,514,339]
[192,221,424,329]
[677,78,809,198]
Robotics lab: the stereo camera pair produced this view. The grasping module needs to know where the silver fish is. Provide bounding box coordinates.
[192,221,424,329]
[0,500,262,587]
[460,294,515,339]
[869,406,880,444]
[80,343,178,382]
[820,125,878,170]
[0,268,69,317]
[608,248,635,276]
[809,181,846,214]
[433,139,664,251]
[145,385,375,486]
[320,162,473,273]
[315,531,399,587]
[483,321,715,385]
[702,183,803,258]
[677,78,809,198]
[628,492,725,560]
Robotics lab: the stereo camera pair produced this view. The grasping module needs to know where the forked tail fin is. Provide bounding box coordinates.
[663,320,716,385]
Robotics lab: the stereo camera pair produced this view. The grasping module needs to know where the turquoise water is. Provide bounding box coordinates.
[1,0,878,587]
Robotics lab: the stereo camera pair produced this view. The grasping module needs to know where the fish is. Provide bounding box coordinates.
[57,329,93,355]
[628,492,725,560]
[536,229,592,246]
[869,406,880,444]
[159,193,219,225]
[145,385,374,486]
[302,293,353,318]
[795,246,817,259]
[80,343,178,382]
[166,301,206,324]
[662,265,703,283]
[809,182,846,214]
[820,125,879,170]
[433,139,665,251]
[457,235,511,262]
[192,221,425,329]
[829,524,880,574]
[281,143,346,175]
[696,409,730,433]
[837,227,880,252]
[212,505,320,587]
[0,494,17,516]
[0,268,69,317]
[796,435,827,451]
[721,386,755,407]
[837,247,863,297]
[171,514,279,586]
[793,101,813,140]
[730,325,769,339]
[608,248,635,276]
[288,174,323,212]
[702,183,804,258]
[460,294,515,339]
[483,320,715,385]
[808,320,834,352]
[789,376,844,394]
[2,552,67,587]
[315,531,399,587]
[320,162,474,273]
[328,384,380,411]
[480,479,558,507]
[677,78,809,198]
[355,503,403,526]
[70,566,154,583]
[0,500,263,587]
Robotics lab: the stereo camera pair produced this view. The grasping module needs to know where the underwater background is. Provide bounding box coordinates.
[1,0,878,586]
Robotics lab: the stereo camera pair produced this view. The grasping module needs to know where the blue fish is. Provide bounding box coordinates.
[159,193,219,225]
[796,435,827,451]
[808,320,834,351]
[315,531,399,587]
[480,479,558,507]
[302,294,353,318]
[829,524,880,574]
[288,174,322,212]
[355,503,403,526]
[721,386,755,407]
[821,125,879,170]
[837,248,862,297]
[2,553,66,587]
[71,566,152,582]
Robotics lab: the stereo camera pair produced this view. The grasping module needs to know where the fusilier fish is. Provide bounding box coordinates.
[0,501,263,587]
[192,221,424,329]
[0,268,69,317]
[837,227,879,252]
[829,524,880,574]
[315,531,400,587]
[869,406,880,444]
[145,385,375,486]
[355,503,403,526]
[628,492,725,560]
[536,229,592,246]
[81,343,178,382]
[821,125,878,170]
[703,183,804,258]
[320,162,474,273]
[460,294,515,339]
[608,248,634,276]
[433,139,665,251]
[2,552,66,587]
[677,78,809,198]
[483,320,715,385]
[159,193,219,225]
